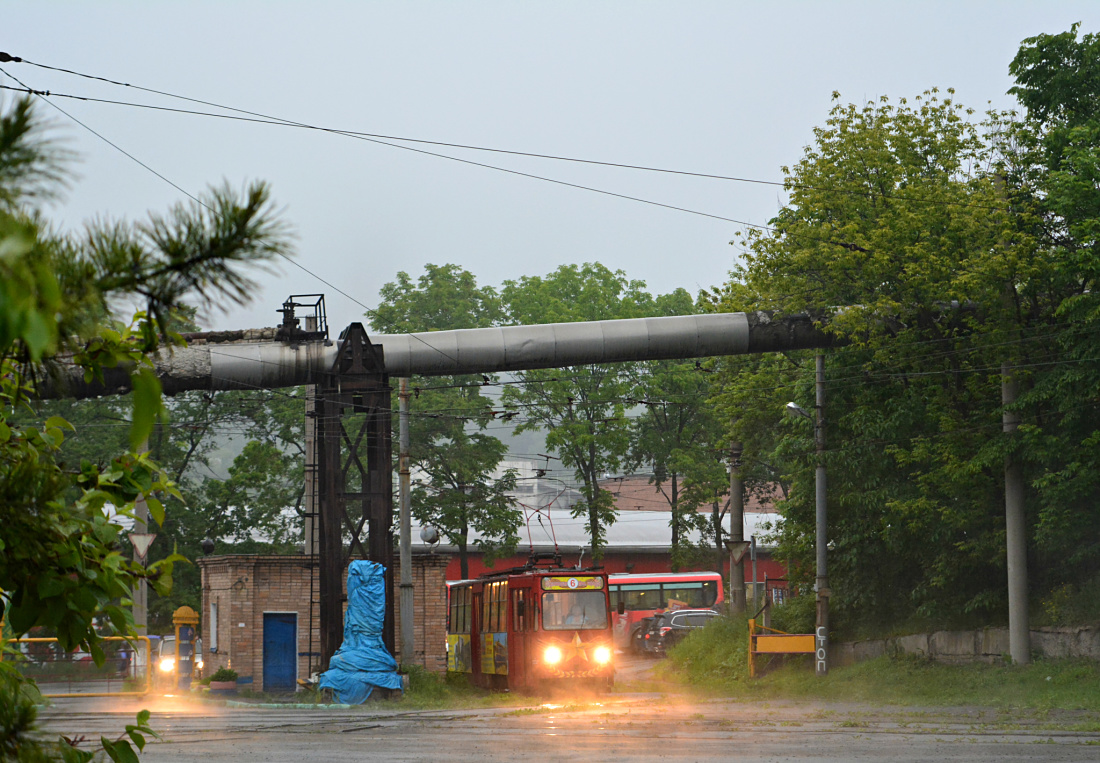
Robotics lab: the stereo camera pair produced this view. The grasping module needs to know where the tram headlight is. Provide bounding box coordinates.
[543,645,563,665]
[158,657,175,674]
[593,646,612,665]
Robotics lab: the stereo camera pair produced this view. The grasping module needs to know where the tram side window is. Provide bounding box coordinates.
[450,587,472,634]
[513,589,530,632]
[481,582,493,633]
[496,582,508,631]
[481,581,509,633]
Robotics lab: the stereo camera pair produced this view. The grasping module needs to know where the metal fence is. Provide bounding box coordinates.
[4,636,152,698]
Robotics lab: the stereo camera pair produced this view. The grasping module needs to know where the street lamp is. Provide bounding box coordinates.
[785,352,829,676]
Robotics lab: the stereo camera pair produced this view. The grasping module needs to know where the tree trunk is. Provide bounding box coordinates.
[670,473,680,571]
[712,499,723,575]
[459,517,470,580]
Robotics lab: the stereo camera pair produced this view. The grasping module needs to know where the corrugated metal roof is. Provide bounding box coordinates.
[411,508,780,553]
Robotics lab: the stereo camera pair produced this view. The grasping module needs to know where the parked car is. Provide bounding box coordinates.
[156,636,204,686]
[642,609,720,655]
[631,616,656,654]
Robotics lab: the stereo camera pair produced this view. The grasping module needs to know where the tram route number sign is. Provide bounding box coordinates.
[541,576,605,591]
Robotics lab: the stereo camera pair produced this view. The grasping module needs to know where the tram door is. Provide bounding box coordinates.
[510,585,533,689]
[471,591,483,684]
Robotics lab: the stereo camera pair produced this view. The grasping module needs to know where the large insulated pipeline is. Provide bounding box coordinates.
[39,311,832,398]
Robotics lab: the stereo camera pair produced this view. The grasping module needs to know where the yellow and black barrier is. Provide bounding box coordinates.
[748,619,815,678]
[4,636,152,698]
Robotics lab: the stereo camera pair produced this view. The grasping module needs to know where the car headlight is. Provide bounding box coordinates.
[194,658,204,671]
[159,657,175,673]
[543,645,563,665]
[593,646,612,665]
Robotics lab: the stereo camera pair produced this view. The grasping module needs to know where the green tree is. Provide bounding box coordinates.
[1006,25,1100,599]
[723,88,1038,630]
[0,94,290,758]
[500,263,662,560]
[626,291,724,569]
[144,387,307,629]
[371,264,519,578]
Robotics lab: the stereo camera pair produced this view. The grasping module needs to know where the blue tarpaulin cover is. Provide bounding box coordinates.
[317,560,403,703]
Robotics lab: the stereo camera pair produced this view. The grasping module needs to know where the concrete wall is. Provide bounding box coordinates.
[198,554,449,692]
[831,626,1100,667]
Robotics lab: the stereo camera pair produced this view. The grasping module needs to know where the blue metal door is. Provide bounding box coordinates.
[263,613,297,692]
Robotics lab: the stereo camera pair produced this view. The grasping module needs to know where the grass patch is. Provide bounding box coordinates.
[392,666,535,710]
[661,613,1100,711]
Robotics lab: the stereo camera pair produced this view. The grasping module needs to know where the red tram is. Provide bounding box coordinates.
[447,556,615,692]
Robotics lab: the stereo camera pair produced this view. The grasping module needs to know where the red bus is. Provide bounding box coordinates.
[447,557,615,692]
[608,572,724,651]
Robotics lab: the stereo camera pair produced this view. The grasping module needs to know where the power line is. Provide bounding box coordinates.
[0,81,764,230]
[0,66,463,369]
[0,53,1013,213]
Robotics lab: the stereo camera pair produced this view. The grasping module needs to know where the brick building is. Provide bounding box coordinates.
[197,554,448,692]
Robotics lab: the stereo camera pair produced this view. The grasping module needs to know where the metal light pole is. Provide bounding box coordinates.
[786,352,828,676]
[398,378,415,667]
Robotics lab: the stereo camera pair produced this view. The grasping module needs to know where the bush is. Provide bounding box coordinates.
[663,613,751,689]
[209,667,238,683]
[770,594,816,635]
[1038,574,1100,626]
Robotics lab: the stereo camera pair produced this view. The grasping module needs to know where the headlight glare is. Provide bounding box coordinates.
[543,645,563,665]
[593,646,612,664]
[158,657,175,673]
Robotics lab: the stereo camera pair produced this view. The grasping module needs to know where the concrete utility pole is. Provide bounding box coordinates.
[814,353,829,677]
[728,439,746,614]
[1003,362,1030,665]
[132,441,149,639]
[398,378,415,667]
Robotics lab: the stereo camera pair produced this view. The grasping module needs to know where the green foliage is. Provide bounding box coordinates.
[500,263,680,559]
[1037,573,1100,627]
[664,617,1100,710]
[371,264,520,578]
[662,613,751,690]
[627,292,728,568]
[713,29,1100,635]
[0,94,290,759]
[209,667,239,682]
[769,594,816,635]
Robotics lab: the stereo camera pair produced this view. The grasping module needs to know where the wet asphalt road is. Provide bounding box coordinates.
[34,657,1100,762]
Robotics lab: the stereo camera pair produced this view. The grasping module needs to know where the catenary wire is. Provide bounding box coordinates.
[0,81,765,231]
[0,66,464,369]
[0,54,1013,213]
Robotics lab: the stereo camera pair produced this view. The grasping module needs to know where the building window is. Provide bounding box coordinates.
[210,601,219,651]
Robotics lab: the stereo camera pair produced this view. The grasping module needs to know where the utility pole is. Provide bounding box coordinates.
[728,437,746,614]
[814,353,829,677]
[132,441,149,639]
[398,378,415,667]
[751,535,758,606]
[1003,362,1030,664]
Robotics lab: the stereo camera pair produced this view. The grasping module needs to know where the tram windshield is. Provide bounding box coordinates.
[541,591,608,630]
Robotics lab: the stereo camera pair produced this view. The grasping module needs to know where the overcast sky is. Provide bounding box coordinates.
[4,3,1093,334]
